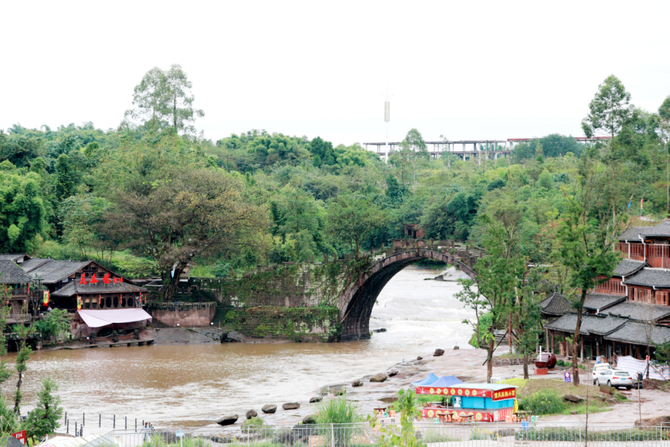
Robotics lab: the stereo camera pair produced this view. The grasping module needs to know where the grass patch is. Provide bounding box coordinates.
[418,429,460,443]
[503,378,528,390]
[519,390,566,415]
[190,264,216,277]
[516,427,669,442]
[516,379,621,416]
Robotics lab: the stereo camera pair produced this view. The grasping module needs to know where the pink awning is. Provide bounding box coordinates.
[77,309,153,328]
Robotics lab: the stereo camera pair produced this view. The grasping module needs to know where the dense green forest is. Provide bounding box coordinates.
[1,67,669,302]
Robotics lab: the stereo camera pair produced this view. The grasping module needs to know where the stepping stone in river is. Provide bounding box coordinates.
[283,402,300,410]
[216,414,238,426]
[262,404,277,414]
[309,396,322,403]
[246,409,258,419]
[370,373,388,383]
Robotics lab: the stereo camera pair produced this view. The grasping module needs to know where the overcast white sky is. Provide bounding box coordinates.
[2,0,669,146]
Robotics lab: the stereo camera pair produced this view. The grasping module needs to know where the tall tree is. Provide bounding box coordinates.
[657,96,670,216]
[327,195,387,257]
[125,64,204,134]
[459,212,522,383]
[25,378,63,441]
[582,75,632,138]
[100,164,264,300]
[556,167,622,386]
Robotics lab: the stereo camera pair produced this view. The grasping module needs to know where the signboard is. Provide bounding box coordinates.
[564,371,572,383]
[176,431,185,438]
[492,388,516,401]
[11,430,27,445]
[417,386,517,401]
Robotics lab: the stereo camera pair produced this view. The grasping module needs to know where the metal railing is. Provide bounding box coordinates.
[81,423,670,447]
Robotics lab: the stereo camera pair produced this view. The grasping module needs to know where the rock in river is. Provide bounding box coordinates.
[352,380,363,387]
[262,404,277,414]
[283,402,300,410]
[309,396,323,403]
[303,415,317,424]
[434,349,445,357]
[216,414,238,426]
[246,409,258,419]
[370,373,388,383]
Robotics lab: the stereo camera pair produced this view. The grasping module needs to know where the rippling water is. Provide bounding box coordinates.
[1,266,473,428]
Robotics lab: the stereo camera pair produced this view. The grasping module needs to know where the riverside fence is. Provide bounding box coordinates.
[78,423,670,447]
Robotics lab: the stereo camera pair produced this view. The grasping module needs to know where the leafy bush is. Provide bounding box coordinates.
[518,390,566,415]
[418,429,460,443]
[316,396,364,424]
[470,428,495,440]
[516,427,669,442]
[35,309,71,341]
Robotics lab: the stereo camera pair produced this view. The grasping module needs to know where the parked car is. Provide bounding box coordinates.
[594,369,634,390]
[591,363,613,384]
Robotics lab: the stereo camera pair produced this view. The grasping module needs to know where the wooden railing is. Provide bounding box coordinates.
[615,242,670,268]
[593,278,626,295]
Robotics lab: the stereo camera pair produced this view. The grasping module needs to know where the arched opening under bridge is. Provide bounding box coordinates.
[339,249,475,341]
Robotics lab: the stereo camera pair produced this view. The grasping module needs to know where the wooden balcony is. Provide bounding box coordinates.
[615,242,670,268]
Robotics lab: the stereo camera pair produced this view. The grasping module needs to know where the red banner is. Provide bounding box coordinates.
[417,386,516,401]
[12,430,26,445]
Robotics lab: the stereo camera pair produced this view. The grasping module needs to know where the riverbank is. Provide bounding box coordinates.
[231,346,670,428]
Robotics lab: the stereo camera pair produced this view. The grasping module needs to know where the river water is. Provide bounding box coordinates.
[2,267,473,429]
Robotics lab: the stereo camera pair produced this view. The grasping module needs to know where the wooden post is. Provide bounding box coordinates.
[580,337,584,362]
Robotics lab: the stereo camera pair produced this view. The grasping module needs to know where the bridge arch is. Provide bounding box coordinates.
[339,249,475,341]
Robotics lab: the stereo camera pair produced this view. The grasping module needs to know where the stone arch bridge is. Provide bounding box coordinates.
[338,242,477,340]
[186,240,480,342]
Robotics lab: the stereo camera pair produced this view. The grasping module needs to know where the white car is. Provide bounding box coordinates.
[595,369,634,390]
[591,363,613,384]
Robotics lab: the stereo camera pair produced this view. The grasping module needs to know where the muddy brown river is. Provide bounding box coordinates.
[1,267,473,429]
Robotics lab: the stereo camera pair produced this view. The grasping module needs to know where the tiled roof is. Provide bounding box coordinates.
[639,221,670,238]
[52,280,147,297]
[618,221,670,241]
[605,321,670,346]
[605,301,670,323]
[0,261,32,284]
[618,227,645,242]
[0,254,26,262]
[21,258,52,273]
[583,293,626,312]
[624,268,670,288]
[539,291,572,316]
[545,313,627,336]
[27,260,91,284]
[613,259,647,277]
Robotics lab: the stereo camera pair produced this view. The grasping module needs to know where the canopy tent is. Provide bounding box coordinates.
[77,308,152,328]
[411,373,439,387]
[416,375,464,395]
[430,375,463,387]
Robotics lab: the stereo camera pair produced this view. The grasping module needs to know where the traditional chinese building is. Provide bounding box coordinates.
[22,259,147,311]
[543,221,670,362]
[0,260,34,323]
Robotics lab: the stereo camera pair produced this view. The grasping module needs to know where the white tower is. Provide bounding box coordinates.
[384,88,391,162]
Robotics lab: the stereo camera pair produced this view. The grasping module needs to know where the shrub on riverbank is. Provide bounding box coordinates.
[518,389,566,415]
[316,396,364,424]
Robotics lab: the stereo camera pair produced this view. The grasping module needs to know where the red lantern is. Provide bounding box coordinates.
[76,295,82,310]
[43,291,49,306]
